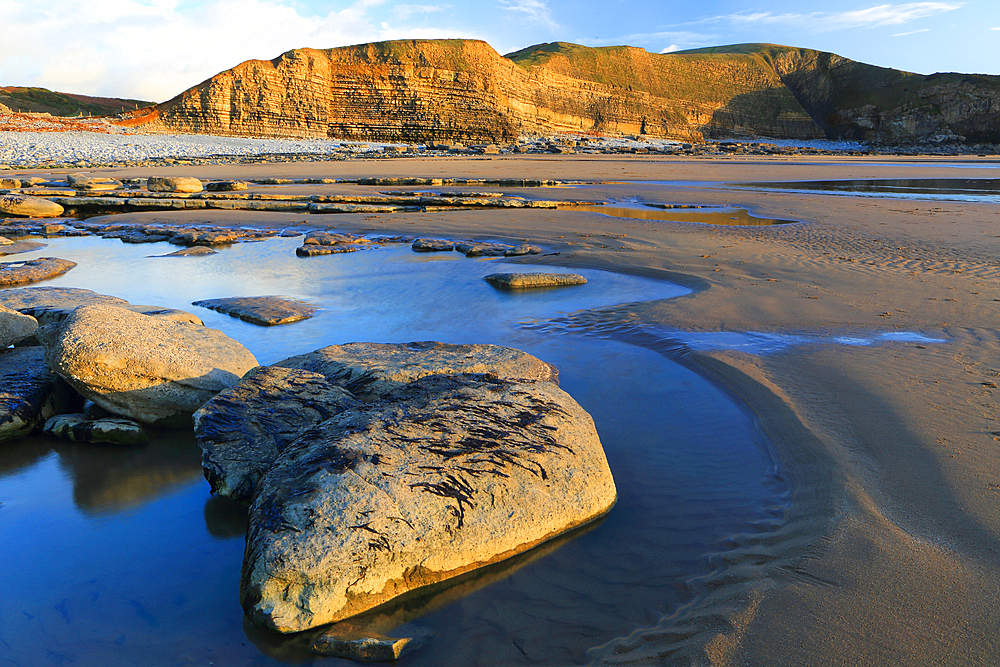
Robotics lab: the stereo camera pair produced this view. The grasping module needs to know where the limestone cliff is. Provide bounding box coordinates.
[117,40,1000,144]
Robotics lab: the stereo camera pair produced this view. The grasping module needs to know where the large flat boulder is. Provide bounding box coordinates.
[0,257,76,287]
[484,272,587,289]
[147,176,203,193]
[0,287,202,326]
[0,303,37,347]
[194,366,359,502]
[275,341,558,399]
[241,373,617,633]
[0,346,74,442]
[37,305,258,426]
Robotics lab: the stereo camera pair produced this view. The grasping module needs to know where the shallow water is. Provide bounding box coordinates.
[0,236,786,665]
[737,178,1000,203]
[567,202,797,226]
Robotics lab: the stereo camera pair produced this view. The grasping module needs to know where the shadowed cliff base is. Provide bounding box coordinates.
[109,40,1000,146]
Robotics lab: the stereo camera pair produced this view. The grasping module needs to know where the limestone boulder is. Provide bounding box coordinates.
[241,373,617,633]
[0,194,64,218]
[276,341,558,399]
[147,176,203,193]
[67,174,122,191]
[0,178,21,189]
[0,346,74,442]
[43,413,149,445]
[0,303,37,347]
[205,180,250,191]
[37,305,258,426]
[194,366,359,502]
[0,287,201,326]
[411,238,454,252]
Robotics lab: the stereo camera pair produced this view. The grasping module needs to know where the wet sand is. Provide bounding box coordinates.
[11,153,1000,665]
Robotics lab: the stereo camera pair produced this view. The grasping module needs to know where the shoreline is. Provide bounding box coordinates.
[4,153,1000,664]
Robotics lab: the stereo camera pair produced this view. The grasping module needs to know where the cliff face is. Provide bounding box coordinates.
[120,40,1000,144]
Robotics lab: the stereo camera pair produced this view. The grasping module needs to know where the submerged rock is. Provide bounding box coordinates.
[296,244,361,257]
[0,257,76,287]
[0,194,64,218]
[37,305,258,426]
[311,624,431,660]
[484,272,587,289]
[0,303,37,347]
[149,246,218,257]
[43,413,149,445]
[192,296,318,326]
[242,373,616,633]
[0,346,73,442]
[0,240,47,257]
[194,366,359,502]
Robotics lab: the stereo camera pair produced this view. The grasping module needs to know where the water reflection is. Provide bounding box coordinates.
[568,202,797,225]
[740,178,1000,203]
[204,493,248,539]
[53,431,203,514]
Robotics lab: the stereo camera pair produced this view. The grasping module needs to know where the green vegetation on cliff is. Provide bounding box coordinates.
[0,87,154,117]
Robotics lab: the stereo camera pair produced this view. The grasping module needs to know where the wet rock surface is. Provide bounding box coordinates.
[241,373,617,633]
[194,366,359,503]
[0,257,76,287]
[147,176,203,193]
[149,246,218,257]
[485,272,588,289]
[37,305,258,426]
[411,238,454,252]
[192,296,318,326]
[0,287,201,326]
[43,413,149,445]
[0,346,73,442]
[0,240,47,256]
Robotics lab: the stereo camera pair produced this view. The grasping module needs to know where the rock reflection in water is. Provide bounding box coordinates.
[569,203,797,225]
[52,430,203,514]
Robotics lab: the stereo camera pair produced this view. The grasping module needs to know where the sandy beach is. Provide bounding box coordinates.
[5,150,1000,664]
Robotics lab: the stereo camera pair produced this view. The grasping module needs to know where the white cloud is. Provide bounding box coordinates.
[392,3,448,20]
[991,26,1000,30]
[661,44,680,53]
[498,0,558,30]
[701,2,963,31]
[892,28,931,36]
[0,0,480,101]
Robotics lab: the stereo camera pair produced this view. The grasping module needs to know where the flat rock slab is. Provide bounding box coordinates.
[148,176,203,193]
[296,244,362,257]
[149,246,218,257]
[411,239,454,252]
[125,305,204,326]
[0,346,73,442]
[0,241,47,256]
[43,413,148,445]
[276,341,558,399]
[194,366,359,502]
[242,374,617,633]
[67,174,122,191]
[485,272,587,289]
[192,296,318,326]
[455,241,511,257]
[37,305,258,426]
[206,180,250,192]
[0,194,65,218]
[0,303,37,347]
[0,257,76,287]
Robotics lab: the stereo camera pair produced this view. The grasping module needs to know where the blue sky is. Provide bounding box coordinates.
[1,0,997,102]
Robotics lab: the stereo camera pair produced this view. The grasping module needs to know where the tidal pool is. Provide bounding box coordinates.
[738,177,1000,203]
[566,202,797,226]
[0,236,786,665]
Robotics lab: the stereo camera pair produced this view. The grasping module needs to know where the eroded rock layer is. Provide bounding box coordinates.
[117,40,1000,144]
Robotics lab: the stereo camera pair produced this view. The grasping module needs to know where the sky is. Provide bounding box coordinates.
[1,0,998,103]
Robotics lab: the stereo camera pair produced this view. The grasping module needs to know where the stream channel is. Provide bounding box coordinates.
[0,235,787,666]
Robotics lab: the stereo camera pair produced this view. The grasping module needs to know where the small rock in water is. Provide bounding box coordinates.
[149,246,218,258]
[37,305,258,426]
[0,257,77,287]
[484,272,587,289]
[67,174,122,191]
[311,624,431,661]
[504,244,543,256]
[296,244,361,257]
[0,303,37,347]
[0,194,65,218]
[411,238,454,252]
[205,180,250,192]
[455,241,511,257]
[43,413,149,445]
[191,296,318,326]
[0,346,74,442]
[147,176,203,193]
